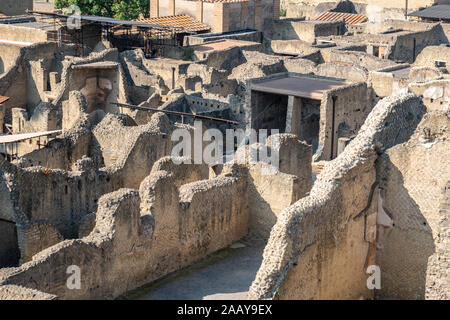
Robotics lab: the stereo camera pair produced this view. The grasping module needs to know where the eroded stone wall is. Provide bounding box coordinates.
[249,94,426,300]
[376,110,450,299]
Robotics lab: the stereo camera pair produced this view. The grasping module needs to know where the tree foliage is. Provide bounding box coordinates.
[55,0,149,20]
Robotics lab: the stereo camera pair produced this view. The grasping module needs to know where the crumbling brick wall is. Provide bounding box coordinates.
[236,134,313,237]
[0,221,20,267]
[0,130,313,299]
[0,285,57,300]
[409,79,450,111]
[390,25,448,64]
[0,164,250,299]
[414,45,450,69]
[0,43,73,124]
[272,20,343,43]
[317,82,370,161]
[0,113,178,242]
[0,44,21,75]
[16,221,64,264]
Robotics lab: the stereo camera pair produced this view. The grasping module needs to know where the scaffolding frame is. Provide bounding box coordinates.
[27,10,185,57]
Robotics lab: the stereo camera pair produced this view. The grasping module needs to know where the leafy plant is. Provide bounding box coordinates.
[280,8,287,17]
[55,0,149,20]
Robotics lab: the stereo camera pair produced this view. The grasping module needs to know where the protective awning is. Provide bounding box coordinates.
[251,75,346,100]
[0,130,61,144]
[409,5,450,20]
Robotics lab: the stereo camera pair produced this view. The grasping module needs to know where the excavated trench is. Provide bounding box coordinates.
[122,234,266,300]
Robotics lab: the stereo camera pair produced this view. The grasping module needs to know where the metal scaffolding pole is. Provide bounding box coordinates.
[111,102,239,125]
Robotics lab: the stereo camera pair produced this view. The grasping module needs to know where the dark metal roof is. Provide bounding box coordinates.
[409,5,450,20]
[28,10,182,31]
[112,102,239,125]
[251,75,346,100]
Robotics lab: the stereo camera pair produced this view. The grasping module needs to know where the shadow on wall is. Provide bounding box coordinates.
[435,24,449,46]
[409,25,449,65]
[247,177,277,237]
[0,221,20,267]
[273,23,301,41]
[25,72,45,116]
[377,157,435,300]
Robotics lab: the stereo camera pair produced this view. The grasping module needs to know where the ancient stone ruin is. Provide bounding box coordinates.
[0,0,448,300]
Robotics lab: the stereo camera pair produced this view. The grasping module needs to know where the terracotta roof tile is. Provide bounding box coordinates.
[136,15,210,33]
[0,96,10,104]
[315,12,367,25]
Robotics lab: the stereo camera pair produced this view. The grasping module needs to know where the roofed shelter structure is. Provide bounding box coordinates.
[248,73,370,161]
[409,4,450,22]
[27,10,185,57]
[0,129,61,161]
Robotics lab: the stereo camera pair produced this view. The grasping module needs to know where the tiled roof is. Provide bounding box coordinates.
[0,96,10,104]
[409,4,450,20]
[136,15,210,33]
[315,12,367,25]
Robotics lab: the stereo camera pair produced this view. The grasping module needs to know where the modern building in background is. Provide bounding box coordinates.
[149,0,280,33]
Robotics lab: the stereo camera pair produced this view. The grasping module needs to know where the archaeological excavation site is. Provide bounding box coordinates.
[0,0,448,301]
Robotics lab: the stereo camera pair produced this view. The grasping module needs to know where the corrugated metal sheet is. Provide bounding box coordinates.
[30,10,179,31]
[0,130,61,144]
[315,11,367,25]
[409,5,450,20]
[136,15,210,33]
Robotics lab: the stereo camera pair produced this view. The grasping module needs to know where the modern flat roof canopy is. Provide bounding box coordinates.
[0,130,61,144]
[409,5,450,20]
[72,62,119,70]
[27,10,183,31]
[251,75,346,100]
